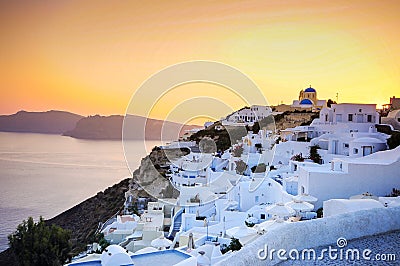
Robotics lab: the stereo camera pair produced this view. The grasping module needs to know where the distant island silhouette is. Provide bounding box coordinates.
[0,111,200,140]
[0,110,83,134]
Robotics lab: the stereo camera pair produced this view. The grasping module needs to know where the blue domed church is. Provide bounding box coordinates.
[292,85,327,111]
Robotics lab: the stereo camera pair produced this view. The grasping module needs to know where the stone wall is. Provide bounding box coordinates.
[216,206,400,265]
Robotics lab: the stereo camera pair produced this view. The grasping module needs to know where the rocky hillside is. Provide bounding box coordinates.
[273,111,319,131]
[132,147,190,200]
[46,178,133,253]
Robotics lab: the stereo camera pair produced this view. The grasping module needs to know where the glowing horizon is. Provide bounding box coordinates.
[1,0,399,123]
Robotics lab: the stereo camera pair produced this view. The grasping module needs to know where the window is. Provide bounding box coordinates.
[260,214,266,219]
[353,148,358,154]
[359,109,362,112]
[344,143,349,148]
[367,115,372,122]
[255,196,259,203]
[398,118,400,122]
[348,114,353,122]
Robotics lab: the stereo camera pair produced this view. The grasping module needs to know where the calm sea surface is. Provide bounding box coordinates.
[0,132,160,252]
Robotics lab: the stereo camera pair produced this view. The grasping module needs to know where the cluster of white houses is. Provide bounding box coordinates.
[69,90,400,266]
[220,105,272,126]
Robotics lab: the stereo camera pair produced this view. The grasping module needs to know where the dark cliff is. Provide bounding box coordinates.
[63,114,201,140]
[0,110,83,134]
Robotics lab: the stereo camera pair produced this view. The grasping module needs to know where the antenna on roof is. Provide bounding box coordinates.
[336,93,339,103]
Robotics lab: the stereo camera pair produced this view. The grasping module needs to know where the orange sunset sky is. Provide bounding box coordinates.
[0,0,399,124]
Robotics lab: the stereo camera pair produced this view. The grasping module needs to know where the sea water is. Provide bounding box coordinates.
[0,132,160,252]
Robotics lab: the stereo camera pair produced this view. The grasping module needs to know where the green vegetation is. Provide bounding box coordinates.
[309,145,321,164]
[327,99,337,107]
[245,221,255,227]
[232,145,244,157]
[375,124,393,135]
[374,125,400,149]
[251,120,260,133]
[316,207,323,218]
[199,137,217,153]
[387,188,400,197]
[8,217,71,266]
[89,233,109,253]
[189,122,247,151]
[221,237,242,254]
[251,163,267,173]
[291,153,305,162]
[235,160,247,175]
[245,215,256,227]
[127,204,139,216]
[387,131,400,149]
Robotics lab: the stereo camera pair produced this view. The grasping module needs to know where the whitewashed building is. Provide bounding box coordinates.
[280,103,388,162]
[283,103,381,141]
[319,103,379,124]
[221,105,272,126]
[297,146,400,208]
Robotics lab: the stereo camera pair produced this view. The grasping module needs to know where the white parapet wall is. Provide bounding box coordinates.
[216,206,400,266]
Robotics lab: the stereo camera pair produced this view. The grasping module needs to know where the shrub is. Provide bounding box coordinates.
[8,217,71,266]
[291,153,305,162]
[245,221,255,227]
[90,233,109,253]
[327,99,337,108]
[387,131,400,149]
[235,160,247,175]
[386,188,400,197]
[309,145,321,164]
[220,237,242,254]
[251,163,267,173]
[232,145,244,157]
[316,207,323,218]
[252,121,260,133]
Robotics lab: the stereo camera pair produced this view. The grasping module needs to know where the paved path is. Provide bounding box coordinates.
[278,230,399,265]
